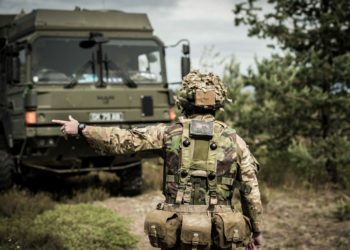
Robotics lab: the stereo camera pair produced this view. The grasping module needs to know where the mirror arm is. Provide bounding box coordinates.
[165,39,190,49]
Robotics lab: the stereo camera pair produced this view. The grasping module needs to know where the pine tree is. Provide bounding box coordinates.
[230,0,350,185]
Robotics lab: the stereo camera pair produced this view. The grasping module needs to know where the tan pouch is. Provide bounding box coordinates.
[213,211,251,248]
[180,214,212,248]
[144,210,181,248]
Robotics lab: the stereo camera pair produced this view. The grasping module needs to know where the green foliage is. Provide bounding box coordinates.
[33,204,138,250]
[0,189,138,250]
[66,187,110,204]
[0,188,55,218]
[0,189,63,250]
[230,0,350,187]
[142,158,163,191]
[332,197,350,221]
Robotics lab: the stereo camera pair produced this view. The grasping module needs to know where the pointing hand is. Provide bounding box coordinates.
[52,115,79,136]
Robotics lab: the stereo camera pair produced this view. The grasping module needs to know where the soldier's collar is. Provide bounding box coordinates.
[183,114,215,121]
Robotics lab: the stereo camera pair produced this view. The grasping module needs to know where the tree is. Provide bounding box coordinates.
[231,0,350,185]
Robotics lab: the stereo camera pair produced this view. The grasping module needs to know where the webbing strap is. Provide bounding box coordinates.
[180,121,193,170]
[217,176,234,186]
[177,120,193,204]
[207,122,225,205]
[206,122,222,172]
[176,119,226,205]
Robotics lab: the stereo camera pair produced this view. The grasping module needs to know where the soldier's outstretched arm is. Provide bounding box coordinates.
[236,135,263,234]
[82,123,167,154]
[52,116,167,154]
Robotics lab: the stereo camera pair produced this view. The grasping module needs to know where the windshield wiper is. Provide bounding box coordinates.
[107,60,137,88]
[64,59,95,89]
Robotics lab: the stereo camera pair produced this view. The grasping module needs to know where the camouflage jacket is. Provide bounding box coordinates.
[83,114,262,232]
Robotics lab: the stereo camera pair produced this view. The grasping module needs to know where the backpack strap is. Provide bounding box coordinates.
[176,120,194,204]
[206,121,225,205]
[175,119,226,205]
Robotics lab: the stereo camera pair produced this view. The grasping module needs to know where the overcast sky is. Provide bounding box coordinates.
[0,0,274,82]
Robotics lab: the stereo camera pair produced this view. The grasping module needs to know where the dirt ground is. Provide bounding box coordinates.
[95,188,350,250]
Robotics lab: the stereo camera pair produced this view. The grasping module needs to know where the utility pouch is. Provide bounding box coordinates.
[144,210,181,248]
[213,211,252,248]
[180,214,212,248]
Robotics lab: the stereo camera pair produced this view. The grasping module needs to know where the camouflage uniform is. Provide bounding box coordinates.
[82,71,262,249]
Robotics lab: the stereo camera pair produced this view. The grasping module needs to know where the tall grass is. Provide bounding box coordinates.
[0,173,137,250]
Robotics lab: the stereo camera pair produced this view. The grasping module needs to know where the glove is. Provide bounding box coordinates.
[246,232,262,250]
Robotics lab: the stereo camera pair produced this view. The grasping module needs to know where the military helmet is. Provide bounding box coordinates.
[175,70,230,112]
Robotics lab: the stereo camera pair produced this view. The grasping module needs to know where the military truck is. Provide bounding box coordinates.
[0,8,190,194]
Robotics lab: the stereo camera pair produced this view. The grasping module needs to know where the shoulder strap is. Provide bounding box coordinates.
[206,121,226,205]
[176,119,193,204]
[175,119,227,205]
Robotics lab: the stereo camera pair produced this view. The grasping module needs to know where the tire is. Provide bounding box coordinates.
[0,150,14,190]
[117,163,143,196]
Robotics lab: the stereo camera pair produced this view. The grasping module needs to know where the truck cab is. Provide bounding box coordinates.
[0,9,189,194]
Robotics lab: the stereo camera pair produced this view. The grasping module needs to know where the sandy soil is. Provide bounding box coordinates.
[95,188,350,250]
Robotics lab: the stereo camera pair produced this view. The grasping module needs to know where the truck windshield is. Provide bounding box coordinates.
[31,37,163,84]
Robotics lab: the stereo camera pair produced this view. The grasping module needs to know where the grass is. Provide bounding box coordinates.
[142,158,163,191]
[0,189,55,218]
[33,204,138,250]
[0,187,138,250]
[333,195,350,221]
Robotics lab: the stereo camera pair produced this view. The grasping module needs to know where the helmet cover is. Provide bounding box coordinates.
[175,70,230,112]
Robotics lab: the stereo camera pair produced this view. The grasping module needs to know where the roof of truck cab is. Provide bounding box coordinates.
[1,9,154,40]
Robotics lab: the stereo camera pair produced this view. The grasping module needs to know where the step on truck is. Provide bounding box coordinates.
[0,8,191,195]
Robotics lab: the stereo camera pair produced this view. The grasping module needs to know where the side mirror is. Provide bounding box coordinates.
[182,44,190,55]
[181,56,191,78]
[181,42,190,78]
[165,39,191,79]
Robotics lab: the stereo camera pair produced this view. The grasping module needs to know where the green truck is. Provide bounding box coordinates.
[0,8,190,194]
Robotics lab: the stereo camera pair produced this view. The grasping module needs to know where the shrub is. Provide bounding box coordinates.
[0,188,55,218]
[0,189,62,250]
[33,204,138,250]
[0,189,137,250]
[66,187,110,204]
[333,197,350,221]
[142,158,163,191]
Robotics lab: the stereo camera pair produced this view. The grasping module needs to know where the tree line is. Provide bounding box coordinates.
[221,0,350,188]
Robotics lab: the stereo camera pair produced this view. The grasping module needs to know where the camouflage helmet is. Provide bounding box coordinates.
[175,70,230,112]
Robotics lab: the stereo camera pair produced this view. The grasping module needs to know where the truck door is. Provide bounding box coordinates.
[1,43,28,146]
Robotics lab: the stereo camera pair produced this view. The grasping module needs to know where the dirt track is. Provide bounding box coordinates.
[95,189,350,250]
[95,191,163,250]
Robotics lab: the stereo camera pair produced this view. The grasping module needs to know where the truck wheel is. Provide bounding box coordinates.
[118,163,143,196]
[0,151,14,190]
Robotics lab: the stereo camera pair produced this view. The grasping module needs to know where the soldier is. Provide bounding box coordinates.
[52,70,263,250]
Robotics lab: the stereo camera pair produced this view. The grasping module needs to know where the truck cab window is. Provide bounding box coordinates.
[19,49,26,82]
[31,37,163,85]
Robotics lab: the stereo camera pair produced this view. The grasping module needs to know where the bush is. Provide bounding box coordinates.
[333,197,350,221]
[0,188,55,218]
[0,189,137,250]
[66,187,110,204]
[142,158,163,191]
[33,204,138,250]
[0,189,62,250]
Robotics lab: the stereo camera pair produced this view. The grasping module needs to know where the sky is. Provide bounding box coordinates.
[0,0,274,83]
